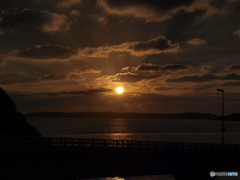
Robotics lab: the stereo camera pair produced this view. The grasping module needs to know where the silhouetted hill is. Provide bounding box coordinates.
[25,111,217,119]
[0,88,41,136]
[215,113,240,121]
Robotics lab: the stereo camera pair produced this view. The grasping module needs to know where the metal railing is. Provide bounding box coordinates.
[1,136,240,150]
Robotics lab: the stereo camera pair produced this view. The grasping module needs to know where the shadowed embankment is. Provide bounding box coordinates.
[1,137,240,179]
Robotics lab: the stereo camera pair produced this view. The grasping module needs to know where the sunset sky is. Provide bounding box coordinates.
[1,0,240,115]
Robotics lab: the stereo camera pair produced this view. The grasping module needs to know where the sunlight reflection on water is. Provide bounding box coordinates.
[81,175,175,180]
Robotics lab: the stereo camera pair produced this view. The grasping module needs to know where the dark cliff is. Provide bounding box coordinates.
[0,88,41,136]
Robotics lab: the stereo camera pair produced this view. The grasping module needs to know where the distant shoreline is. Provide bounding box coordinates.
[25,112,240,120]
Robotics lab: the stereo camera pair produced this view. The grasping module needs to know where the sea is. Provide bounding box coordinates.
[26,117,240,180]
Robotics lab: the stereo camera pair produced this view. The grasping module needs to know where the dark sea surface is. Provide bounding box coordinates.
[26,117,240,144]
[26,117,240,180]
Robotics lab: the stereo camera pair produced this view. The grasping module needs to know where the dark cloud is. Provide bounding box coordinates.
[166,74,216,83]
[97,0,206,22]
[36,92,59,96]
[136,64,161,71]
[16,45,77,59]
[37,88,113,96]
[62,88,113,95]
[57,0,82,8]
[155,85,204,91]
[221,73,240,80]
[18,77,40,83]
[0,1,58,11]
[161,64,191,72]
[41,72,67,80]
[67,74,85,80]
[0,78,18,85]
[0,71,83,85]
[155,86,173,91]
[136,63,191,73]
[132,36,179,52]
[89,14,108,25]
[0,76,40,85]
[0,9,69,34]
[226,64,240,71]
[112,73,161,82]
[98,0,195,11]
[165,73,240,83]
[223,81,240,86]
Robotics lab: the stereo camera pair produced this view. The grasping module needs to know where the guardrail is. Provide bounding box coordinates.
[1,136,240,150]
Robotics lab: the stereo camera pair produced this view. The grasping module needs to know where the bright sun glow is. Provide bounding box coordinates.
[116,87,124,94]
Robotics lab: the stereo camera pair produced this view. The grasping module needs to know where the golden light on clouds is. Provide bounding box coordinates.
[116,87,124,94]
[106,177,125,180]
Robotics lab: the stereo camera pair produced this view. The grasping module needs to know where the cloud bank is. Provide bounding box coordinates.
[0,9,69,34]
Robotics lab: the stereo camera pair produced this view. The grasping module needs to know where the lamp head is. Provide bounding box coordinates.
[217,89,224,92]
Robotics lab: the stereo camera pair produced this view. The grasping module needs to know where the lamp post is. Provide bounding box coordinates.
[217,89,225,146]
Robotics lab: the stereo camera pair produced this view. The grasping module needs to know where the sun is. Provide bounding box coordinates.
[116,87,124,94]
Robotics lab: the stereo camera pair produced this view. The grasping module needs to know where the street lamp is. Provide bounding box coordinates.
[217,89,225,146]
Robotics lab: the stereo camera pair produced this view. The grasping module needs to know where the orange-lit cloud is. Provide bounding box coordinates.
[187,38,206,45]
[112,72,162,83]
[70,10,81,16]
[234,29,240,37]
[83,69,101,74]
[79,36,180,57]
[201,65,220,73]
